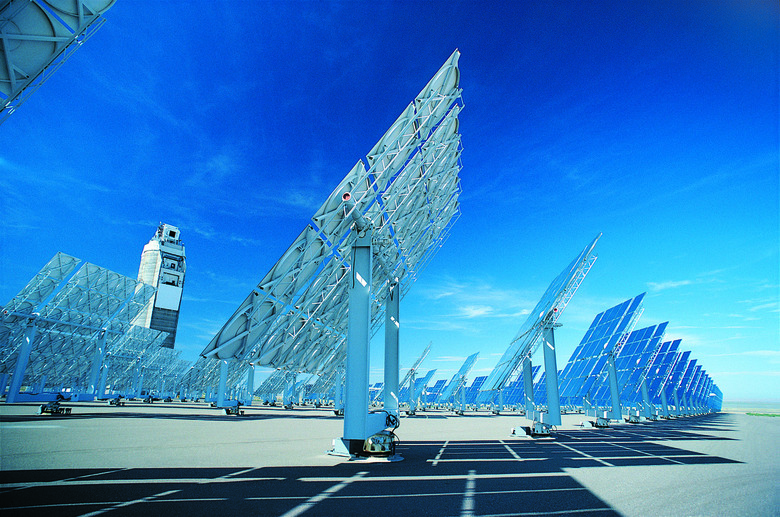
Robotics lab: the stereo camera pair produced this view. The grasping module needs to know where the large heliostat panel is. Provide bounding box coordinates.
[437,352,479,403]
[587,323,667,407]
[201,52,463,383]
[481,234,601,393]
[0,0,116,122]
[662,350,691,404]
[558,294,645,407]
[643,338,680,405]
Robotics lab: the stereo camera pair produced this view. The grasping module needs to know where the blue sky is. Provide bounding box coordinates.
[1,1,777,403]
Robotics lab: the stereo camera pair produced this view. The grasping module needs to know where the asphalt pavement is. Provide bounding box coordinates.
[1,402,776,516]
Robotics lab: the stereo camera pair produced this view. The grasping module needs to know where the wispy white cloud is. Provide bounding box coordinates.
[710,350,780,359]
[433,355,468,362]
[710,370,780,377]
[748,302,779,313]
[186,151,241,188]
[648,279,693,292]
[181,294,242,305]
[457,305,495,318]
[415,275,537,323]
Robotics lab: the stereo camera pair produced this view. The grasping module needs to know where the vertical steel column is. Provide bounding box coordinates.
[7,320,37,403]
[607,354,622,421]
[460,382,467,412]
[523,356,534,418]
[0,373,9,398]
[384,280,400,417]
[245,364,255,406]
[674,391,681,417]
[98,363,108,399]
[661,389,669,418]
[217,359,228,407]
[542,325,562,426]
[132,366,141,398]
[640,378,652,418]
[88,330,107,395]
[287,372,297,406]
[336,376,345,411]
[343,230,372,444]
[35,375,46,393]
[409,370,417,412]
[138,371,145,398]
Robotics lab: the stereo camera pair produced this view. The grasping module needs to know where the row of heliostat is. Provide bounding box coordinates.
[0,253,190,394]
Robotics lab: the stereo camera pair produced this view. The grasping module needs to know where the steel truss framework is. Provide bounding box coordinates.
[199,51,464,404]
[0,252,171,400]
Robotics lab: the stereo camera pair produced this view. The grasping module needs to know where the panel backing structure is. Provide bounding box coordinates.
[0,0,116,123]
[0,252,166,401]
[200,51,463,395]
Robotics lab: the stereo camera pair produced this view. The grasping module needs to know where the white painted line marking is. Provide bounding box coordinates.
[0,476,285,489]
[499,440,522,460]
[432,439,449,466]
[77,489,180,517]
[298,472,567,483]
[426,457,548,463]
[607,442,685,465]
[460,469,476,517]
[1,424,63,429]
[249,487,589,501]
[555,441,614,467]
[475,508,613,516]
[281,471,367,517]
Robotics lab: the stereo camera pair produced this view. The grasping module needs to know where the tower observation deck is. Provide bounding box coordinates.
[133,224,186,348]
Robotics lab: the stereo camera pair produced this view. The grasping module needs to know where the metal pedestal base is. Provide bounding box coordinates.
[511,421,554,438]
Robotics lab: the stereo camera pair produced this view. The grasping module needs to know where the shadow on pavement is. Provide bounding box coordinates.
[0,413,740,516]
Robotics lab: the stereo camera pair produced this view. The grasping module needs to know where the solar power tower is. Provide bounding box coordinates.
[200,51,463,456]
[132,224,186,349]
[0,0,116,123]
[0,252,165,403]
[557,294,645,425]
[481,234,600,435]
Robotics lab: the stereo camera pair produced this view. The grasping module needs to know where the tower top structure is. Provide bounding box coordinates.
[134,224,186,348]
